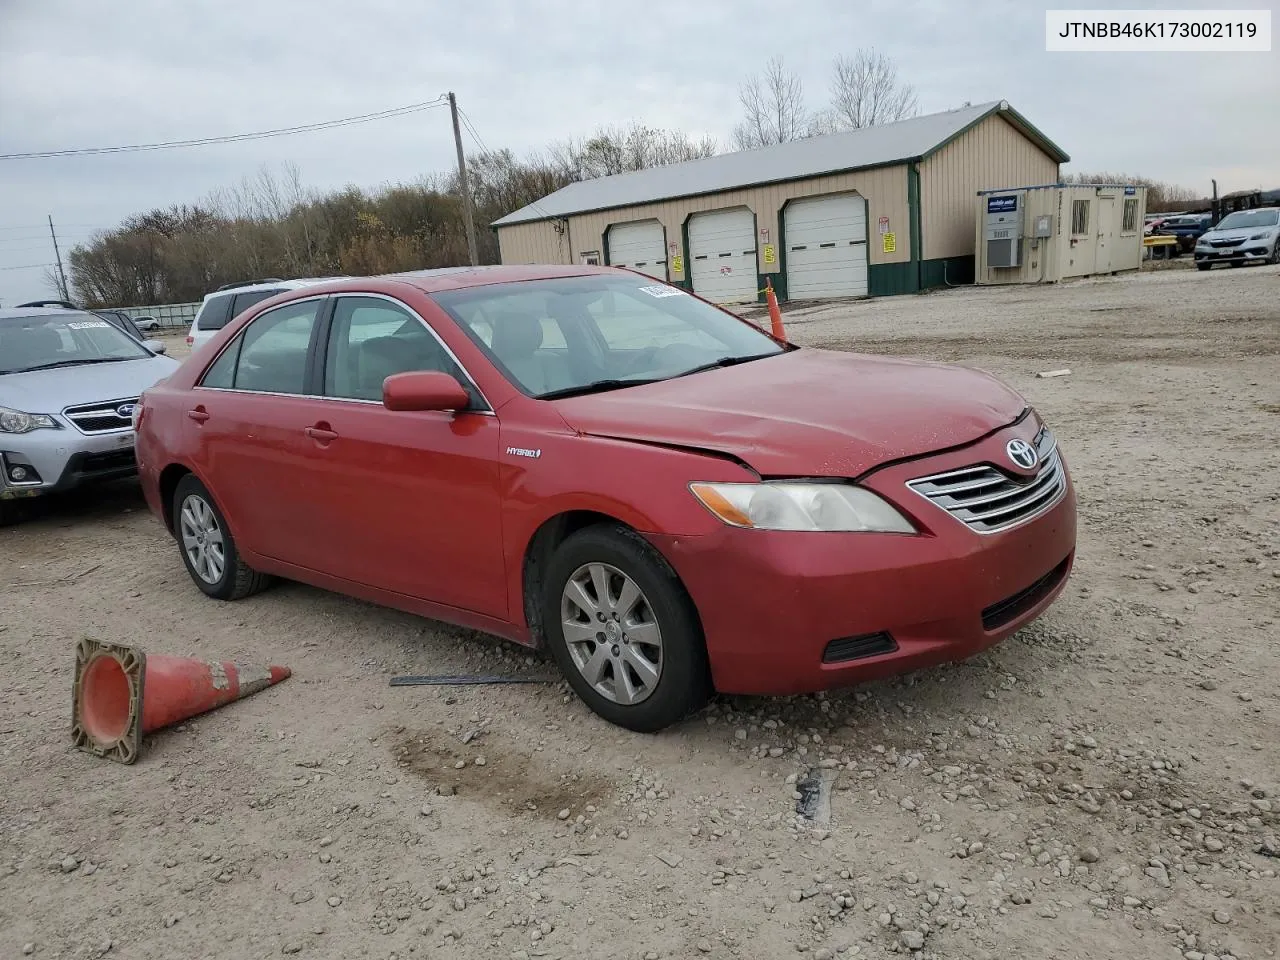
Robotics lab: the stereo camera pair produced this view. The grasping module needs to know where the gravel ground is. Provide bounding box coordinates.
[2,264,1278,960]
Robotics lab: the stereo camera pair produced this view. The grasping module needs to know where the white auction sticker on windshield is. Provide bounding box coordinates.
[637,284,685,298]
[67,320,110,329]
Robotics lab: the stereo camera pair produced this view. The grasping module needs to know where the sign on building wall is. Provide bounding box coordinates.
[671,255,684,274]
[878,216,890,235]
[762,243,777,265]
[882,233,897,253]
[986,196,1018,213]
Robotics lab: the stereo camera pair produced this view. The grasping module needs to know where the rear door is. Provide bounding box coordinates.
[188,296,330,566]
[298,294,506,617]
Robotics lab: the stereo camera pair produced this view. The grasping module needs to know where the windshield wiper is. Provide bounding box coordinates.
[538,378,664,400]
[11,357,137,373]
[677,352,780,378]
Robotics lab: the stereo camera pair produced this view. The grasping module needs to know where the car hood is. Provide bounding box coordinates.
[0,355,180,414]
[552,348,1026,477]
[1201,226,1275,241]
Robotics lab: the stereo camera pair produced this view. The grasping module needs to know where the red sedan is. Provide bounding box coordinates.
[135,266,1076,731]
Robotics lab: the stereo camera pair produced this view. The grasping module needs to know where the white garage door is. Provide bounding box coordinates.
[784,193,869,299]
[688,208,758,304]
[607,220,667,280]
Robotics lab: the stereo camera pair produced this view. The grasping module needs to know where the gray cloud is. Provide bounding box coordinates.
[2,0,1275,303]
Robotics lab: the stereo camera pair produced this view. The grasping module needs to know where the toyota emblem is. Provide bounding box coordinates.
[1006,438,1039,470]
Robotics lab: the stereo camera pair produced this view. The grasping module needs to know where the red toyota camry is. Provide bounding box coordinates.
[135,266,1076,731]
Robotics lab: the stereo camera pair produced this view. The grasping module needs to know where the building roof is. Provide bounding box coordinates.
[494,100,1069,227]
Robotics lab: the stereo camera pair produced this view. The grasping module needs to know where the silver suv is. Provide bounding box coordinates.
[0,308,179,525]
[186,277,345,350]
[1195,208,1280,270]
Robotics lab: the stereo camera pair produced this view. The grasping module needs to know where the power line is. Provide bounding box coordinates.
[0,263,53,271]
[0,97,450,160]
[457,106,561,226]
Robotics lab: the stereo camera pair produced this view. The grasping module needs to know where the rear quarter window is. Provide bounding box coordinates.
[231,289,283,320]
[195,295,234,331]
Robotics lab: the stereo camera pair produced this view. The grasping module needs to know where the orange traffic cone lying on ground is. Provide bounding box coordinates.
[764,278,787,341]
[71,637,290,764]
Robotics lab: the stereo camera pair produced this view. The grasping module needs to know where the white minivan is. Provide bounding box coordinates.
[186,278,345,350]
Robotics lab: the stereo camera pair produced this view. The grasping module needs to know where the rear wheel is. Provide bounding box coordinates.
[542,524,708,732]
[172,475,271,601]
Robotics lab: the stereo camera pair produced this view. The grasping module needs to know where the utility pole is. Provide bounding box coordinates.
[448,92,479,267]
[48,214,70,301]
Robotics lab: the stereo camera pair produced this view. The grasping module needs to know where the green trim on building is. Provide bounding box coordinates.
[918,255,975,290]
[676,216,694,290]
[868,262,918,297]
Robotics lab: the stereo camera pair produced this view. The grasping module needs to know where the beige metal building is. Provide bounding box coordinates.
[493,100,1069,303]
[974,183,1148,284]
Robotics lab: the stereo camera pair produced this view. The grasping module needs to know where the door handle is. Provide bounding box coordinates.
[187,408,209,423]
[305,425,338,442]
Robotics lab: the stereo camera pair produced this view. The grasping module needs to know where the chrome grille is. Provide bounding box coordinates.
[63,398,137,435]
[907,429,1065,534]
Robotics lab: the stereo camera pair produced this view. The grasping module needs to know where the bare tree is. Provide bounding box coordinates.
[1062,171,1201,212]
[733,56,808,149]
[828,49,918,130]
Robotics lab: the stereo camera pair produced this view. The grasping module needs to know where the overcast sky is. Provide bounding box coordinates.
[1,0,1275,305]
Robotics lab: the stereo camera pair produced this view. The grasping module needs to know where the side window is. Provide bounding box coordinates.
[1121,198,1138,233]
[323,296,475,404]
[230,299,321,394]
[199,339,241,389]
[231,289,282,320]
[1071,200,1090,237]
[196,295,234,331]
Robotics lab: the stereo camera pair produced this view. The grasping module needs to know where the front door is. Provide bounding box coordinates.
[1095,196,1116,273]
[301,295,506,618]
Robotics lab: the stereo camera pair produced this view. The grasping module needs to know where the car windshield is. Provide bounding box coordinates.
[1215,210,1279,230]
[433,274,788,399]
[0,312,151,374]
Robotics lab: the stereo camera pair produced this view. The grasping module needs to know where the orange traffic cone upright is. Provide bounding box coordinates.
[71,637,290,764]
[764,278,787,341]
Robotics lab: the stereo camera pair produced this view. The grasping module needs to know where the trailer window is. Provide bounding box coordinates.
[1071,200,1090,237]
[1121,199,1138,233]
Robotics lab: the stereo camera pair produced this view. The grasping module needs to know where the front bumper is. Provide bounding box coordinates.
[1195,241,1275,263]
[648,424,1078,696]
[0,427,138,500]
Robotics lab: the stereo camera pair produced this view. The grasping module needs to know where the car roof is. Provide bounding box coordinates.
[0,306,98,320]
[202,277,348,300]
[266,264,634,300]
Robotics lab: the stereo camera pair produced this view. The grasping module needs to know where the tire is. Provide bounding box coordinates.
[1229,260,1243,268]
[1269,246,1280,266]
[172,474,271,601]
[542,524,709,732]
[1196,263,1212,271]
[0,500,22,528]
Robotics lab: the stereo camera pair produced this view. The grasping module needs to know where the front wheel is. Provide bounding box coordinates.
[172,475,271,600]
[1196,262,1212,271]
[543,524,709,732]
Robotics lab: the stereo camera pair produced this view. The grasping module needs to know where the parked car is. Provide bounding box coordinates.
[1194,208,1280,269]
[136,267,1077,731]
[0,307,179,526]
[1154,214,1214,253]
[89,309,163,350]
[132,315,161,332]
[186,278,345,350]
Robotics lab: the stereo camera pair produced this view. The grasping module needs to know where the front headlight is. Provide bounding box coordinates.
[690,481,916,533]
[1248,231,1275,241]
[0,406,58,434]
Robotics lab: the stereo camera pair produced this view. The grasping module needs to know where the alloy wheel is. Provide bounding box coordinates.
[179,494,226,585]
[561,562,663,705]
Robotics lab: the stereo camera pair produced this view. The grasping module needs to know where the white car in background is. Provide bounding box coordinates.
[186,278,346,350]
[1194,208,1280,270]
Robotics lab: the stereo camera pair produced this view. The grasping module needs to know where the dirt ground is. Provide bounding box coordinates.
[2,264,1277,960]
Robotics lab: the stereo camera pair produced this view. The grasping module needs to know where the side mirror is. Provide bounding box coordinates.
[144,340,168,355]
[383,370,470,412]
